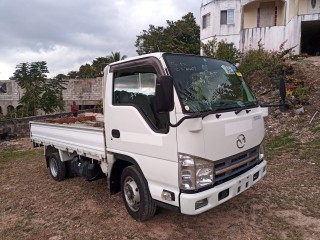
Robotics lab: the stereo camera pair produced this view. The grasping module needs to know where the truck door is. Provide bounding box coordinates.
[105,57,178,162]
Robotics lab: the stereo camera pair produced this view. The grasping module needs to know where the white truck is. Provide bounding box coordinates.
[30,53,268,221]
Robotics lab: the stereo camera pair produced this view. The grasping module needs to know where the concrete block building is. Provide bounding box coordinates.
[200,0,320,55]
[0,78,102,116]
[0,80,22,116]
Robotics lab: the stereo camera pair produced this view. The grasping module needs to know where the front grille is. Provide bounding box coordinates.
[214,146,260,186]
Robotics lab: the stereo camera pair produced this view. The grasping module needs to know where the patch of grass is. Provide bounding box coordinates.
[266,131,300,158]
[267,131,295,148]
[0,149,42,165]
[99,211,115,219]
[310,126,320,133]
[299,136,320,161]
[259,212,305,240]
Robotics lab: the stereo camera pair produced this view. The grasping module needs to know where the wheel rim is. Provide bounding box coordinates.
[124,176,140,212]
[49,158,58,178]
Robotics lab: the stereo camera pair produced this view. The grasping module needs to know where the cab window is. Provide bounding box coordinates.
[113,65,167,131]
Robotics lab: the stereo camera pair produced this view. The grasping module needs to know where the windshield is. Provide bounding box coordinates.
[163,54,257,113]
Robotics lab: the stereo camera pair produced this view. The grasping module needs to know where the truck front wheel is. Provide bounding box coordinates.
[121,166,156,221]
[48,153,66,181]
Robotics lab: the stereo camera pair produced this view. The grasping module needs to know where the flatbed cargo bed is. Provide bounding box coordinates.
[30,116,106,160]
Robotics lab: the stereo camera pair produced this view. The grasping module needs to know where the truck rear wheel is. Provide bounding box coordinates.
[48,153,66,181]
[121,165,156,221]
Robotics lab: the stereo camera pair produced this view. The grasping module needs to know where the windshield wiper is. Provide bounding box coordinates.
[200,106,230,119]
[168,108,221,127]
[234,103,257,115]
[167,113,202,127]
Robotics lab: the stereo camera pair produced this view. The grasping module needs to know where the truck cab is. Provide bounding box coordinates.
[104,52,266,219]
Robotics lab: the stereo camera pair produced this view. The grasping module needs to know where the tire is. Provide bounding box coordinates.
[121,165,156,221]
[48,153,67,181]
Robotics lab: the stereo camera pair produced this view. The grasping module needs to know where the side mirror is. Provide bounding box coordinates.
[155,75,174,113]
[260,74,288,109]
[279,75,286,102]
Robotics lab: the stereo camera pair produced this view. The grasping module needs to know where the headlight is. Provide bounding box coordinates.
[259,141,265,160]
[179,153,214,190]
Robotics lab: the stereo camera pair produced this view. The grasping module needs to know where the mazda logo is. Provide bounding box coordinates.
[236,134,246,148]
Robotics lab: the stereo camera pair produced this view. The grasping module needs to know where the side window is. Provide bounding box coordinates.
[202,13,210,29]
[113,66,167,131]
[221,9,234,25]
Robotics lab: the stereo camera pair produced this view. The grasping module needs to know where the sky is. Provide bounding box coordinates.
[0,0,201,79]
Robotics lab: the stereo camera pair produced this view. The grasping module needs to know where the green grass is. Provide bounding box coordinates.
[310,126,320,133]
[266,215,304,240]
[299,137,320,161]
[266,131,300,158]
[267,131,295,148]
[0,149,42,165]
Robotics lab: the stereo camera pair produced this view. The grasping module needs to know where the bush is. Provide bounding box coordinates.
[294,87,310,105]
[201,36,241,64]
[239,40,295,78]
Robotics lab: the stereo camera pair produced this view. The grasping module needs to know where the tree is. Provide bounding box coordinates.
[54,73,68,80]
[56,51,128,80]
[135,12,200,55]
[90,52,127,77]
[92,56,111,77]
[78,63,95,78]
[135,25,165,55]
[12,61,66,115]
[201,36,241,64]
[109,52,127,62]
[67,70,78,79]
[40,78,66,113]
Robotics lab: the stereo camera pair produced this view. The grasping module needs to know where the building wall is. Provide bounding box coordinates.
[287,0,297,22]
[285,14,302,53]
[240,25,286,51]
[201,0,242,49]
[241,13,320,53]
[307,0,320,13]
[243,1,259,28]
[201,1,215,41]
[62,78,102,111]
[201,0,320,55]
[0,80,22,115]
[243,0,286,29]
[0,78,103,116]
[277,1,286,25]
[0,112,74,138]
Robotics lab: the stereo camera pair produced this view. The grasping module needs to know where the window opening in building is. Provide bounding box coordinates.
[202,13,211,29]
[221,10,234,25]
[308,0,320,14]
[0,83,7,93]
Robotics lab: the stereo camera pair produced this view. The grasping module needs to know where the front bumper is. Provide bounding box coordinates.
[180,160,267,215]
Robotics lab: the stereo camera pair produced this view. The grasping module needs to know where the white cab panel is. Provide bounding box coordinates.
[177,108,265,160]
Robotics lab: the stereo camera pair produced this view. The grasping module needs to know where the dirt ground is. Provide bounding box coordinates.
[1,57,320,240]
[1,133,319,240]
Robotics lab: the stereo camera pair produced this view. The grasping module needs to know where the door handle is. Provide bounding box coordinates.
[111,129,120,138]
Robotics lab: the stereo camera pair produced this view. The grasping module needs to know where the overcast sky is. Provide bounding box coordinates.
[0,0,201,79]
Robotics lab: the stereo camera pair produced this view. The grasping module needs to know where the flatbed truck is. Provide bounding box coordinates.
[30,53,268,221]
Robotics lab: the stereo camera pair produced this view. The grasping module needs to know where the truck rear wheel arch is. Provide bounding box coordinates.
[45,146,59,167]
[109,154,145,195]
